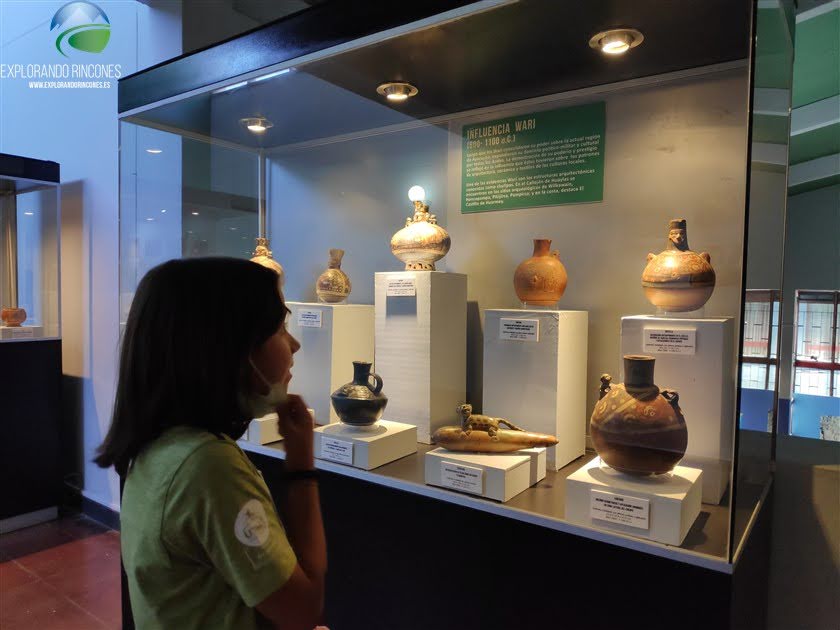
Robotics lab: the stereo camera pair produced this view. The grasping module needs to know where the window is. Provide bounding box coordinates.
[741,290,780,390]
[793,290,840,397]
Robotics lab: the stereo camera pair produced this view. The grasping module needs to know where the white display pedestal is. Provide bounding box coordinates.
[247,413,283,445]
[246,408,317,445]
[0,325,44,340]
[483,309,588,470]
[374,271,467,443]
[314,420,417,470]
[620,315,734,504]
[424,448,545,502]
[566,457,702,546]
[287,302,374,425]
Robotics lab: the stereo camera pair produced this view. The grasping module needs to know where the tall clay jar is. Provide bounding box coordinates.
[513,238,568,306]
[330,361,388,427]
[316,248,351,303]
[589,355,688,476]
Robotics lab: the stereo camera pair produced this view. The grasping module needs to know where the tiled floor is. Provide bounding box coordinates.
[0,515,121,630]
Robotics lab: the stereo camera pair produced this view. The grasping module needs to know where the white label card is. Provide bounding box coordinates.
[643,328,696,355]
[296,309,322,328]
[590,490,650,530]
[11,328,35,339]
[440,462,483,495]
[499,318,540,342]
[320,437,353,464]
[386,277,416,297]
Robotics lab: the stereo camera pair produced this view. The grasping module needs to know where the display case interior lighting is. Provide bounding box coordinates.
[408,185,426,202]
[213,80,247,95]
[191,211,199,216]
[588,28,644,55]
[145,148,162,154]
[251,68,292,83]
[23,211,34,216]
[240,116,273,134]
[377,81,419,102]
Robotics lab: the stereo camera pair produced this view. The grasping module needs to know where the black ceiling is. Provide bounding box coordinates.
[124,0,753,149]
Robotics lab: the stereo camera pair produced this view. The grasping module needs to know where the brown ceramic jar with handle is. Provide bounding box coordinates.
[641,218,715,312]
[513,238,568,306]
[589,355,688,476]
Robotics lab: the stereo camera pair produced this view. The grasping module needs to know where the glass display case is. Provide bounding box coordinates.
[0,153,61,341]
[118,0,786,579]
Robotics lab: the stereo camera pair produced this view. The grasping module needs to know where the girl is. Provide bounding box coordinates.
[96,257,326,629]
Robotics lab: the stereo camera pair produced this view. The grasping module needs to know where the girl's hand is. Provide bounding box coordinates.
[276,394,315,471]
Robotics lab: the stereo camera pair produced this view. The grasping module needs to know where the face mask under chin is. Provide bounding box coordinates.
[239,358,289,421]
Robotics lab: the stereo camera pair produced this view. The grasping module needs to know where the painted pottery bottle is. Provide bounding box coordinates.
[641,219,715,312]
[589,355,688,475]
[513,238,568,306]
[250,237,285,287]
[0,306,26,327]
[390,199,451,270]
[330,361,388,427]
[316,248,351,303]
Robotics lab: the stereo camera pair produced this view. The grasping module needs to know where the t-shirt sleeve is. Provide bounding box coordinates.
[161,440,297,607]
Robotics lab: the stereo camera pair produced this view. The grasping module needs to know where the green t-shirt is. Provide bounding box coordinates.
[121,426,297,629]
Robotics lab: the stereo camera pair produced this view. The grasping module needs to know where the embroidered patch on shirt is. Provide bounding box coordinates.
[234,499,270,547]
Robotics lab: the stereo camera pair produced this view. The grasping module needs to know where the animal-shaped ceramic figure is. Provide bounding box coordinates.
[457,403,525,439]
[432,404,558,453]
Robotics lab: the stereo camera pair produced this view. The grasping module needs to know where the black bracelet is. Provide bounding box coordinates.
[283,469,318,482]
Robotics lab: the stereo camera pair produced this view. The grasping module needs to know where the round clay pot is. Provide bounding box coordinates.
[316,249,351,303]
[513,238,568,306]
[1,307,27,327]
[642,219,715,312]
[589,355,688,476]
[250,237,285,287]
[390,201,451,270]
[330,361,388,427]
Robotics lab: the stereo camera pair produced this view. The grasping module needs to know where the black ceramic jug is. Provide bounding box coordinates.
[330,361,388,426]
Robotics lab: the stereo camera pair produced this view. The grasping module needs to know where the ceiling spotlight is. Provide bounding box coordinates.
[240,116,273,134]
[589,28,644,55]
[146,148,162,154]
[377,81,419,102]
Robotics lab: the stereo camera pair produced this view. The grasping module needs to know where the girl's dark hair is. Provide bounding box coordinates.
[95,257,287,476]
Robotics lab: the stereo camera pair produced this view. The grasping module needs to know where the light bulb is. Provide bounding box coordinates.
[408,185,426,202]
[387,92,409,102]
[146,148,162,154]
[247,123,267,133]
[589,28,643,56]
[601,33,631,54]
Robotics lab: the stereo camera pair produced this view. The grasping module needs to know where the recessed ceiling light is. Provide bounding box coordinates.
[146,148,162,154]
[213,81,247,95]
[240,116,273,134]
[191,211,199,216]
[24,211,34,216]
[160,209,167,213]
[376,81,419,102]
[146,217,155,222]
[589,28,644,55]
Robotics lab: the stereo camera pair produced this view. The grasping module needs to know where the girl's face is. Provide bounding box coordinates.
[251,308,300,391]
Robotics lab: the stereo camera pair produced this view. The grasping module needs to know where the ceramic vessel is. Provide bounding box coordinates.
[330,361,388,427]
[513,238,568,305]
[642,219,715,312]
[390,199,451,270]
[316,249,351,303]
[1,307,26,327]
[589,355,688,476]
[250,237,285,287]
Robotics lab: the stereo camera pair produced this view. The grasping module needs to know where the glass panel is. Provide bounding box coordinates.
[119,1,761,564]
[795,298,835,362]
[733,0,794,560]
[0,175,60,341]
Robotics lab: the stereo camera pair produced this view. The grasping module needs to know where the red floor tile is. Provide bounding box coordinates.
[0,578,109,630]
[0,561,39,590]
[15,532,120,582]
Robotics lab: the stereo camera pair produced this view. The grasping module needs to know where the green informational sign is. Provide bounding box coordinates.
[461,101,605,213]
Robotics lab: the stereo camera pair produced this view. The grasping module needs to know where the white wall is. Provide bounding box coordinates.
[0,0,182,511]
